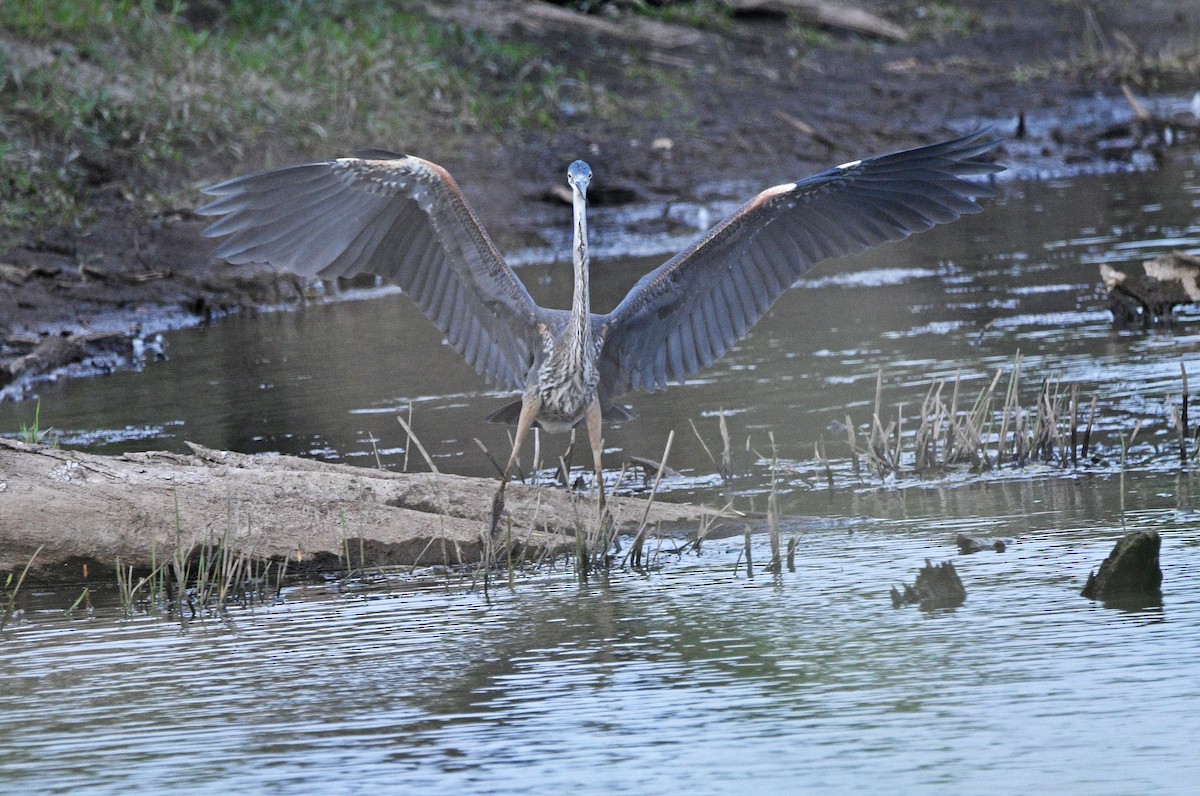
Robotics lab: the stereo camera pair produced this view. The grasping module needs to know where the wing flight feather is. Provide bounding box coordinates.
[199,155,541,391]
[598,129,1003,398]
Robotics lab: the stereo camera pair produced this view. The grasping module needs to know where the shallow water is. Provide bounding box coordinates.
[2,498,1199,793]
[4,162,1200,791]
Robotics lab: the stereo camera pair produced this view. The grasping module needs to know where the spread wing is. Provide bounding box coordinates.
[198,153,541,391]
[598,129,1002,397]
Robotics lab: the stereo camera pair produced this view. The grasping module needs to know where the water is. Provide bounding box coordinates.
[4,162,1200,791]
[2,501,1199,793]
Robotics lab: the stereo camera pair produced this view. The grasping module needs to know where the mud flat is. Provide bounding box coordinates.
[0,438,731,583]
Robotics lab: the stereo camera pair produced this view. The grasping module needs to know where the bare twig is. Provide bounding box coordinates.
[1181,363,1190,465]
[473,437,505,478]
[396,413,440,474]
[625,430,676,570]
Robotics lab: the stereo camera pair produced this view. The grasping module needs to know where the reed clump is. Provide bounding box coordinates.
[115,519,288,621]
[860,354,1105,479]
[115,548,287,620]
[852,357,1199,482]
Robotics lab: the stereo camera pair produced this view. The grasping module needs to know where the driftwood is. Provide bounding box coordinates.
[771,109,838,150]
[424,1,703,51]
[1081,530,1162,604]
[725,0,909,42]
[1058,106,1200,164]
[425,1,906,53]
[1100,251,1200,325]
[1,332,131,391]
[627,455,681,485]
[522,2,703,49]
[0,438,731,583]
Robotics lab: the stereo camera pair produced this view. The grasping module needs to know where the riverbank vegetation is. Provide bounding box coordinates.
[6,1,1198,249]
[1,0,609,236]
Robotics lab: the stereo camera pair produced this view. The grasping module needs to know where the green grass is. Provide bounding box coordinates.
[903,2,979,40]
[17,400,57,446]
[1,545,42,631]
[637,0,735,32]
[0,0,602,237]
[112,523,288,621]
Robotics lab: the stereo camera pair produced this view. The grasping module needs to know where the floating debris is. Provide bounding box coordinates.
[956,533,1013,554]
[1100,251,1200,326]
[628,455,681,485]
[132,332,167,362]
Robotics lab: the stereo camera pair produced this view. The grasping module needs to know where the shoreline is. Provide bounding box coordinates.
[4,0,1200,404]
[4,95,1197,404]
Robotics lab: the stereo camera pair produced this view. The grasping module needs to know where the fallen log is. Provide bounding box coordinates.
[0,332,131,391]
[0,438,732,583]
[725,0,909,42]
[521,2,703,49]
[424,1,703,51]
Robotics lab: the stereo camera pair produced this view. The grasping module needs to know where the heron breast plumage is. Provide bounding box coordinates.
[531,324,601,432]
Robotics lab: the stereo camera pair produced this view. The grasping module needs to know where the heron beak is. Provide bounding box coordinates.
[568,160,591,202]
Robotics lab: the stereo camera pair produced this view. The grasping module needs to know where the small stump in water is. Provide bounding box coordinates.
[1100,251,1200,326]
[892,559,966,610]
[1081,530,1162,605]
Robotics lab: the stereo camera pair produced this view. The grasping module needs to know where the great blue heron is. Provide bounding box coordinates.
[199,129,1001,532]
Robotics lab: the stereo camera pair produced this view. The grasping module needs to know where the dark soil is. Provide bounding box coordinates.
[3,0,1199,399]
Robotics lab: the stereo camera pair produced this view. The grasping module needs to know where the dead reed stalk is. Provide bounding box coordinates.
[842,355,1154,481]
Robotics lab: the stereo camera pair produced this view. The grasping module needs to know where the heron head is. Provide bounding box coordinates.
[567,160,592,199]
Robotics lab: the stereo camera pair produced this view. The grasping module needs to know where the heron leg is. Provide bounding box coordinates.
[585,397,608,534]
[490,396,541,538]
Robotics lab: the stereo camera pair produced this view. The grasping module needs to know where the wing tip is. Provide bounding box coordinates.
[198,178,241,199]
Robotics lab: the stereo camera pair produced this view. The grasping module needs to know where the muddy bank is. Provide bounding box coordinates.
[3,0,1199,399]
[0,438,734,584]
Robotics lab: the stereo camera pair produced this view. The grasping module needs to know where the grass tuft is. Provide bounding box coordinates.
[17,400,57,447]
[1,545,43,630]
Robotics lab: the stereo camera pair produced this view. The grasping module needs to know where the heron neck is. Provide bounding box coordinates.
[570,190,592,349]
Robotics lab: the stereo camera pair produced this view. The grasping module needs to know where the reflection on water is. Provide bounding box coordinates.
[2,496,1198,793]
[4,161,1200,791]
